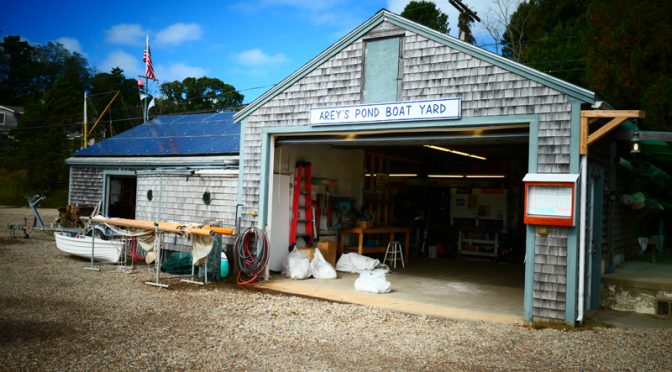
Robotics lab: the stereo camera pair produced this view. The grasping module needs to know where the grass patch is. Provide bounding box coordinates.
[526,320,613,331]
[0,168,68,207]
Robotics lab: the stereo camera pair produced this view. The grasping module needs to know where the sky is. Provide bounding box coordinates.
[3,0,507,103]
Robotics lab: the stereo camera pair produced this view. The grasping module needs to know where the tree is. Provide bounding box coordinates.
[401,1,450,34]
[585,0,672,131]
[158,77,243,114]
[0,36,37,105]
[11,43,91,194]
[501,0,586,82]
[89,67,143,138]
[482,0,519,55]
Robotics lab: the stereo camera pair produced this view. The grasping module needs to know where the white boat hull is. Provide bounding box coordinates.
[54,232,123,263]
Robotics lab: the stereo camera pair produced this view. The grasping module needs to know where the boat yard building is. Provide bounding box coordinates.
[66,112,240,244]
[64,10,667,324]
[231,9,655,324]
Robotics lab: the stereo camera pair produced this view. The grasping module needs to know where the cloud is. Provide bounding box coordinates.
[156,23,203,46]
[98,50,142,77]
[105,24,146,46]
[155,62,208,82]
[55,37,85,56]
[235,48,287,67]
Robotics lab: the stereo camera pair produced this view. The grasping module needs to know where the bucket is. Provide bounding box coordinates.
[220,253,229,278]
[428,245,437,259]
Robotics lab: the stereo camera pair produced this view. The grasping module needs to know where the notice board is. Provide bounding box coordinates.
[522,173,578,227]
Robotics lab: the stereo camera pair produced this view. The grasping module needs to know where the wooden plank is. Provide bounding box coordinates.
[581,110,645,118]
[580,117,588,155]
[587,117,627,146]
[85,216,235,236]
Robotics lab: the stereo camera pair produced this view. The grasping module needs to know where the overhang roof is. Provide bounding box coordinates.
[234,9,595,123]
[72,112,240,157]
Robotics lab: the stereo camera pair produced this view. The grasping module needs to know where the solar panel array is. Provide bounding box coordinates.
[73,112,240,156]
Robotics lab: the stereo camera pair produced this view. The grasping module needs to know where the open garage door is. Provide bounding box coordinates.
[266,125,530,318]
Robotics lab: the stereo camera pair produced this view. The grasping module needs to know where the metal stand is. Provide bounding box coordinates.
[145,227,169,288]
[181,257,208,286]
[116,238,135,273]
[84,224,100,272]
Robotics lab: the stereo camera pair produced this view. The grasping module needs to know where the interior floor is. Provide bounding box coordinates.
[262,258,525,322]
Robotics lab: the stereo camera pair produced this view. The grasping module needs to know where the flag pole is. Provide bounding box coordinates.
[144,76,149,123]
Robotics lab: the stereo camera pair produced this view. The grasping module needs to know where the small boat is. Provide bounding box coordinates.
[54,231,124,263]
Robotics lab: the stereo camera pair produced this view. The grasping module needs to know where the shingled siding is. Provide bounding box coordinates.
[69,167,132,206]
[241,22,575,320]
[533,229,569,320]
[135,173,238,247]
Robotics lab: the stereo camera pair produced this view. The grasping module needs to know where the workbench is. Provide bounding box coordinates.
[337,226,412,264]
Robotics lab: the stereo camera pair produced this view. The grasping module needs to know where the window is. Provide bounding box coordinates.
[363,37,401,103]
[0,112,5,125]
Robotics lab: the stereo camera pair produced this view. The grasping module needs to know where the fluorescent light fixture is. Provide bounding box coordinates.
[428,174,464,178]
[389,173,417,177]
[465,175,505,179]
[365,173,417,177]
[423,145,487,160]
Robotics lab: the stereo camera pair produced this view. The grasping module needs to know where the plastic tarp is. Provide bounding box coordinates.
[354,269,391,294]
[335,252,380,273]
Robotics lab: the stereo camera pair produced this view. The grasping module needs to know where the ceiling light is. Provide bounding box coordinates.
[389,173,417,177]
[423,145,487,160]
[465,175,505,179]
[427,174,464,178]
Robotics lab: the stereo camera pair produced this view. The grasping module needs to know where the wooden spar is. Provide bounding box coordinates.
[84,216,236,237]
[202,225,236,236]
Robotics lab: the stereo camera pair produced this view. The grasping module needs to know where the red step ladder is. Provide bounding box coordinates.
[289,162,314,250]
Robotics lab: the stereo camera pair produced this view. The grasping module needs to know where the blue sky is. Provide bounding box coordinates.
[4,0,502,103]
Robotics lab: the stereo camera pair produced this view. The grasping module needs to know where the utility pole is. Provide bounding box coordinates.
[83,91,88,148]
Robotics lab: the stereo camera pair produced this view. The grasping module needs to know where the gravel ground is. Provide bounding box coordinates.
[1,207,671,371]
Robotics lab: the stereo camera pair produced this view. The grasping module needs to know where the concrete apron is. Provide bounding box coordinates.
[252,259,526,324]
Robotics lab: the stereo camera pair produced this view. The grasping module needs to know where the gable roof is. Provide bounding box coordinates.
[234,9,594,123]
[72,112,240,157]
[0,105,23,113]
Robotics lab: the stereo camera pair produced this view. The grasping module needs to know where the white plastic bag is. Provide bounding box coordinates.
[354,269,391,294]
[282,248,312,279]
[310,248,337,279]
[335,252,380,273]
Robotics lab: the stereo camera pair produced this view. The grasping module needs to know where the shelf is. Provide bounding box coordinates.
[458,229,498,260]
[461,238,496,245]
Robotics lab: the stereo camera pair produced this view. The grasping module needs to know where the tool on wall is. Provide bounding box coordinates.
[289,162,314,250]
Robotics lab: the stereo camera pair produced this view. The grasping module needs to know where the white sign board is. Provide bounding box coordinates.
[310,98,461,126]
[526,186,573,217]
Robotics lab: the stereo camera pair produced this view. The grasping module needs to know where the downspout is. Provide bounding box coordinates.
[577,154,588,323]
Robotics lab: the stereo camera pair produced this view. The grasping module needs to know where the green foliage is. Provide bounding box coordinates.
[585,0,672,131]
[401,1,450,34]
[89,67,143,138]
[158,76,244,114]
[502,0,672,131]
[0,36,37,105]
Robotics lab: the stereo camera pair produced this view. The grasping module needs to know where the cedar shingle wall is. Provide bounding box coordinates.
[69,167,131,206]
[241,22,576,321]
[135,173,238,246]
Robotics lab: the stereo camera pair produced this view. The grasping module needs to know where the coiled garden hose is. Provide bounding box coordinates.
[233,227,269,285]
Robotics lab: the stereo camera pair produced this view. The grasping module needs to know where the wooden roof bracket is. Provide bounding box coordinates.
[579,110,646,155]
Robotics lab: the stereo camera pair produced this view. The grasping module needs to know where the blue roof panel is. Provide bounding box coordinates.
[73,112,240,156]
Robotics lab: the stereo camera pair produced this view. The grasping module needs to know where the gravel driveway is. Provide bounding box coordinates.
[1,207,671,371]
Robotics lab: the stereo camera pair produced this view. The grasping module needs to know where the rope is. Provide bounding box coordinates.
[233,227,269,285]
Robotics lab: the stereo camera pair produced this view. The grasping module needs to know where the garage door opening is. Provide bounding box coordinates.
[266,126,530,318]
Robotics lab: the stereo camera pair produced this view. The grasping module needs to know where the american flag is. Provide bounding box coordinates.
[143,35,156,81]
